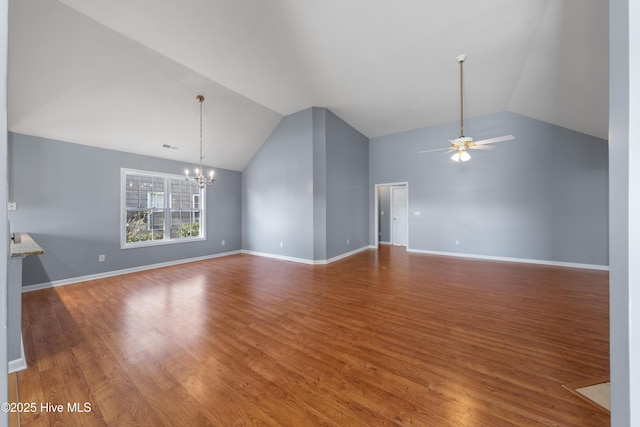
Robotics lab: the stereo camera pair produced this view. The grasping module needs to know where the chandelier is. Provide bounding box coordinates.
[185,95,215,188]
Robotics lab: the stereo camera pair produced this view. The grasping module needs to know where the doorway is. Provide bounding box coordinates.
[391,186,408,246]
[374,182,408,248]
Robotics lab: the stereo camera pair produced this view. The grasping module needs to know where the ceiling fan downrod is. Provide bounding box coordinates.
[456,54,466,138]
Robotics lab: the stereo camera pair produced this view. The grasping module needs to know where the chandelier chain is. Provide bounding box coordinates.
[199,97,204,171]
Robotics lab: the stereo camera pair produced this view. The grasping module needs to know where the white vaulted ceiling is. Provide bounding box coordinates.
[8,0,608,171]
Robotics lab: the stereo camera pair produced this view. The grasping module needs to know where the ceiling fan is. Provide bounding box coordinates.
[418,54,515,162]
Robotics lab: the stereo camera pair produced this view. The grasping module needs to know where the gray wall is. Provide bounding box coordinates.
[369,111,608,266]
[242,107,369,262]
[8,132,242,287]
[242,109,315,259]
[312,108,328,260]
[324,110,369,259]
[609,0,638,424]
[1,1,9,421]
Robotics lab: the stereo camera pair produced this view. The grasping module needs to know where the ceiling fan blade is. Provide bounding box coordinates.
[417,147,453,154]
[470,145,495,150]
[473,135,515,145]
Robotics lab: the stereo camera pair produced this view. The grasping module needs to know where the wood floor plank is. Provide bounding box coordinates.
[17,246,610,426]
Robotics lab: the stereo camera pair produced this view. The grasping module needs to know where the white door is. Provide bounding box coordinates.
[391,186,407,246]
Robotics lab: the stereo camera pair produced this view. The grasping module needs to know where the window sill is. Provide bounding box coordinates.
[122,236,206,250]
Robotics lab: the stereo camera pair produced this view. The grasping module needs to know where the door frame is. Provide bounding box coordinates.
[374,182,409,248]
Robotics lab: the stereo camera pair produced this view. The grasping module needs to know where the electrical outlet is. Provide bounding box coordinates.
[280,241,284,248]
[347,238,350,245]
[98,254,106,262]
[7,202,16,211]
[455,240,460,246]
[221,240,225,246]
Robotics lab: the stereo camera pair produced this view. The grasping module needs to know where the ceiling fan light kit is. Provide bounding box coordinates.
[451,150,471,162]
[418,54,515,162]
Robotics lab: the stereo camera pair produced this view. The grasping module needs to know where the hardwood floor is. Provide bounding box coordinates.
[8,372,19,427]
[17,246,609,426]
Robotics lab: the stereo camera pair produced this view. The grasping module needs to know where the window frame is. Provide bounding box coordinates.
[120,168,206,249]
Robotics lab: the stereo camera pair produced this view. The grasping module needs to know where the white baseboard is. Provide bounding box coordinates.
[324,246,370,264]
[240,250,316,265]
[406,248,609,271]
[22,250,242,293]
[21,246,607,294]
[8,335,27,373]
[241,246,370,265]
[21,246,373,293]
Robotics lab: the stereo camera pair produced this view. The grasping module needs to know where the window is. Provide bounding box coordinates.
[121,169,205,248]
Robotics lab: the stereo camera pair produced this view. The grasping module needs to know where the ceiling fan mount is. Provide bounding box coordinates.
[418,54,514,162]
